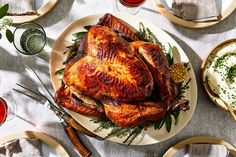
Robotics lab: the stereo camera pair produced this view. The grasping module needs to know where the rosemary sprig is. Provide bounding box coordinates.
[91,118,145,145]
[122,125,144,145]
[136,22,165,52]
[176,78,191,101]
[91,118,116,132]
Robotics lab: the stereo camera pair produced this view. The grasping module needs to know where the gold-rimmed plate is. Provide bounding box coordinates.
[6,0,58,24]
[155,0,236,28]
[0,131,69,157]
[163,136,236,157]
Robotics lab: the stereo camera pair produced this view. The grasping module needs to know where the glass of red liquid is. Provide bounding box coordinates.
[116,0,146,15]
[0,94,18,126]
[0,97,8,126]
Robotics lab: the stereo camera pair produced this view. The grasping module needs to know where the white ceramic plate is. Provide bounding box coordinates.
[6,0,58,24]
[0,131,69,157]
[163,136,236,157]
[50,12,197,145]
[156,0,236,28]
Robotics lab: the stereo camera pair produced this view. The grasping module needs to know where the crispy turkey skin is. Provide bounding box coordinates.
[55,13,184,128]
[63,25,154,102]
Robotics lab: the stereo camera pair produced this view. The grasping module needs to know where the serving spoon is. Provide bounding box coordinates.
[205,77,236,121]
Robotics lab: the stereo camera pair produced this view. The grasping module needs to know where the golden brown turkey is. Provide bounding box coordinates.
[54,13,189,128]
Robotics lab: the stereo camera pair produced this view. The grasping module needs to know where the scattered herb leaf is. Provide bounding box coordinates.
[5,29,13,43]
[0,4,8,19]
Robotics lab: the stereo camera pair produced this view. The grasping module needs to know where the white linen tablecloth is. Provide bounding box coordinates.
[0,0,235,156]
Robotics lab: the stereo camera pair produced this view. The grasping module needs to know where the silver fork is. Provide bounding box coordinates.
[13,83,95,157]
[13,83,97,138]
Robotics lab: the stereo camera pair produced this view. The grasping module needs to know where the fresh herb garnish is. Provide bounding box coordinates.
[214,53,236,72]
[0,4,14,43]
[165,113,172,132]
[55,68,65,76]
[63,51,78,65]
[83,25,92,30]
[176,78,191,101]
[166,43,174,66]
[5,28,13,42]
[227,64,236,83]
[91,118,145,145]
[122,125,144,145]
[154,116,165,130]
[72,31,87,42]
[0,4,8,19]
[173,111,180,125]
[136,22,165,51]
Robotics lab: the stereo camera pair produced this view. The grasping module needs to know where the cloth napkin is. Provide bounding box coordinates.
[0,139,43,157]
[187,144,229,157]
[1,0,36,15]
[171,0,220,21]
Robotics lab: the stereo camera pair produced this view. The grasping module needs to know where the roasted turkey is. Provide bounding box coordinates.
[55,13,189,128]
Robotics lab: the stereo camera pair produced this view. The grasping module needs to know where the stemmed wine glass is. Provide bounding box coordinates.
[0,79,17,126]
[116,0,146,15]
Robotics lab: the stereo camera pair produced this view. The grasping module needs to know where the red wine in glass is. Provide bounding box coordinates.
[119,0,146,7]
[117,0,146,14]
[0,97,8,126]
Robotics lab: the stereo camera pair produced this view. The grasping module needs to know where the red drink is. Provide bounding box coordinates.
[119,0,146,7]
[0,97,7,125]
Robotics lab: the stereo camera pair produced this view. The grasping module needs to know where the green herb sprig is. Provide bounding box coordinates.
[0,4,13,43]
[91,118,145,145]
[136,22,165,51]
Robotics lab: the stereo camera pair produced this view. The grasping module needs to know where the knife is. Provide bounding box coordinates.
[19,61,94,157]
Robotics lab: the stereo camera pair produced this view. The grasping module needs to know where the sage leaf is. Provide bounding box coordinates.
[154,117,165,130]
[166,43,174,66]
[72,31,87,42]
[83,25,92,30]
[55,68,65,76]
[165,114,172,132]
[6,29,13,43]
[0,4,9,19]
[173,111,180,125]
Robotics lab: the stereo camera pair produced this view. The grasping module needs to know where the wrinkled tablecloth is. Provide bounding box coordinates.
[0,0,235,157]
